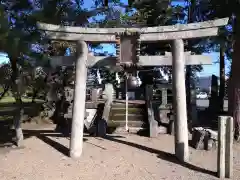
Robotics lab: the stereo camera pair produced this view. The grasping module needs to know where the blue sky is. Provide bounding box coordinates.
[0,0,229,77]
[0,53,9,64]
[82,0,229,77]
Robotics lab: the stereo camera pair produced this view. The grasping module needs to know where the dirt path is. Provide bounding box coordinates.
[0,124,240,180]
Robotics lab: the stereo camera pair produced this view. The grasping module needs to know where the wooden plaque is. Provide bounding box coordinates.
[120,35,138,64]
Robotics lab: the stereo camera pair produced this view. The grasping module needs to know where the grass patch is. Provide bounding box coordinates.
[0,96,44,104]
[0,96,45,121]
[0,115,13,121]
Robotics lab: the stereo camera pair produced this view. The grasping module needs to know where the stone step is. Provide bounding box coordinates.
[110,127,147,134]
[111,107,145,114]
[86,100,145,108]
[110,114,144,121]
[112,103,145,109]
[107,120,146,128]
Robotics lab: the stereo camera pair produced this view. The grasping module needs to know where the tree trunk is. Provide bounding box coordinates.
[9,56,24,147]
[219,44,225,112]
[0,86,9,100]
[229,16,240,141]
[185,0,196,129]
[186,66,192,128]
[14,97,24,147]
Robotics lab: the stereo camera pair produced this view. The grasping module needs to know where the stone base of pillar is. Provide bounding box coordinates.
[168,119,174,135]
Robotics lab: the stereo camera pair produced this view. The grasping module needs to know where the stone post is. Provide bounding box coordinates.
[69,41,88,159]
[145,85,158,137]
[217,116,226,178]
[225,116,233,178]
[161,88,168,106]
[91,89,99,102]
[172,39,189,162]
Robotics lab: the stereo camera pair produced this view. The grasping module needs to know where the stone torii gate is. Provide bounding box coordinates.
[37,18,228,162]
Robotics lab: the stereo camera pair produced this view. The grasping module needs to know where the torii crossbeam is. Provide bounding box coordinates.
[50,52,212,68]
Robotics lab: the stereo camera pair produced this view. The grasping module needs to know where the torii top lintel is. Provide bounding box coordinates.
[37,18,229,42]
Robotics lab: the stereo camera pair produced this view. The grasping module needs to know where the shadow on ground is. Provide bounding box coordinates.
[0,119,70,156]
[0,120,15,148]
[23,130,125,156]
[24,129,74,156]
[103,135,217,177]
[0,120,216,177]
[1,115,216,177]
[0,121,122,157]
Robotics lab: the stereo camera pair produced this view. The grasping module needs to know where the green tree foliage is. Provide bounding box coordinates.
[189,0,240,139]
[0,0,101,145]
[88,1,183,83]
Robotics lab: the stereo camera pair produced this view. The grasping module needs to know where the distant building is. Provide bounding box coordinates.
[195,75,228,94]
[196,76,213,92]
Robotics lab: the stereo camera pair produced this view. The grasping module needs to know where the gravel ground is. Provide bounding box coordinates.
[0,124,240,180]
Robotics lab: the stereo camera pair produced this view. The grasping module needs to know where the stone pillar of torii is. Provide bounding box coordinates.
[37,18,228,162]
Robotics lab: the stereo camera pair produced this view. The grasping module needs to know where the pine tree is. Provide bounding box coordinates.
[193,0,240,140]
[0,0,99,146]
